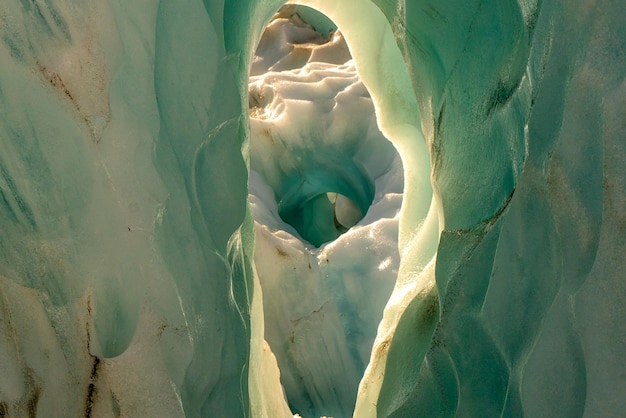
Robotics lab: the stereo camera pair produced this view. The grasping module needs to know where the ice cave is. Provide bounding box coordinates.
[0,0,624,417]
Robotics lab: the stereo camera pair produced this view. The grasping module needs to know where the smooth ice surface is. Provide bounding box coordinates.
[0,0,624,417]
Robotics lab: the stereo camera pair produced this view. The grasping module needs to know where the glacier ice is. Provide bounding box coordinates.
[0,0,624,417]
[248,9,407,415]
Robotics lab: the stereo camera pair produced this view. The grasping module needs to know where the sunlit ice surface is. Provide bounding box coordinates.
[248,7,406,416]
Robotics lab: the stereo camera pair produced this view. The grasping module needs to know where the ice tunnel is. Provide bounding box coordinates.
[247,6,433,416]
[0,0,625,417]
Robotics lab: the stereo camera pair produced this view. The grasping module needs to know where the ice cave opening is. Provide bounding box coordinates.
[248,5,391,249]
[247,4,435,417]
[2,0,622,416]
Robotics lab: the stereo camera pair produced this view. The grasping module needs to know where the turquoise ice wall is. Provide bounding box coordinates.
[0,0,624,416]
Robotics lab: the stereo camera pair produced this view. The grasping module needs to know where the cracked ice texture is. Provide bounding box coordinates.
[0,0,624,417]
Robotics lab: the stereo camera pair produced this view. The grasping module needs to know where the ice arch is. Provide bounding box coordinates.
[0,0,623,417]
[246,5,437,416]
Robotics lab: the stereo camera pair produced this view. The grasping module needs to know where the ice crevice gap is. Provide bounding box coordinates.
[247,3,440,417]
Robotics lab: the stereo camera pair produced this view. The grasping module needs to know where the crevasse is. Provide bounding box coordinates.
[248,7,419,416]
[0,0,624,417]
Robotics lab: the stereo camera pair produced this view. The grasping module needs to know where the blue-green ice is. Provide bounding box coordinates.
[0,0,624,417]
